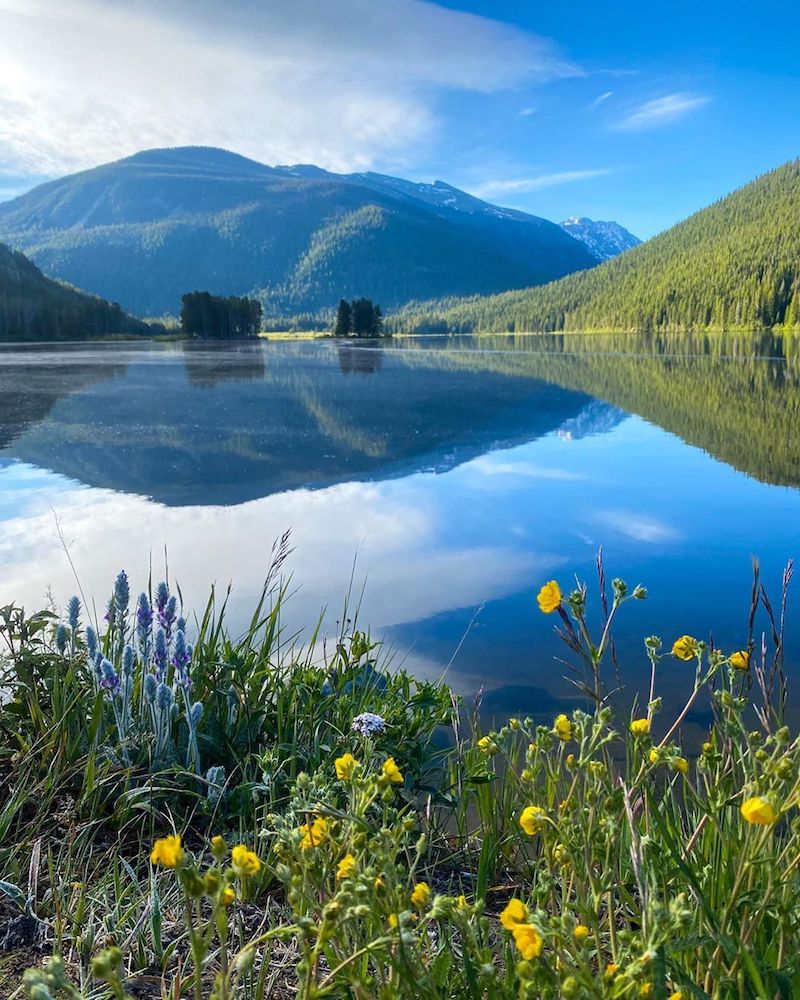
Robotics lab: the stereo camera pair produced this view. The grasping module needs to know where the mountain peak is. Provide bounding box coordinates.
[559,216,641,261]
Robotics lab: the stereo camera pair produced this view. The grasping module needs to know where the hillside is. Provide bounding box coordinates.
[394,159,800,334]
[0,147,597,319]
[559,217,640,260]
[0,242,154,341]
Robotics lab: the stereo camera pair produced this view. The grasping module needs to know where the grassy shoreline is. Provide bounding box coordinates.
[2,561,799,998]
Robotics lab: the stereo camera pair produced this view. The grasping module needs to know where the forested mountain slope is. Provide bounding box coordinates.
[0,147,596,318]
[393,160,800,333]
[0,242,153,341]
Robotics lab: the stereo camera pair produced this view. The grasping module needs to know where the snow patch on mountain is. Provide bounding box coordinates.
[560,217,640,261]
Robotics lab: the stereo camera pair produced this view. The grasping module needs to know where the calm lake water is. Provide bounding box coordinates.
[2,333,799,731]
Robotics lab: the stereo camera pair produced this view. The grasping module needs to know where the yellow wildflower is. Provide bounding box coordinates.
[573,924,590,941]
[456,894,469,911]
[741,797,779,825]
[672,635,697,660]
[336,854,357,880]
[673,757,689,776]
[604,964,619,978]
[511,923,543,960]
[729,650,750,670]
[554,843,568,865]
[210,835,227,860]
[299,816,329,849]
[630,718,650,737]
[648,749,659,764]
[335,752,359,781]
[640,986,652,998]
[374,876,385,891]
[477,736,498,755]
[382,757,404,784]
[702,741,713,753]
[231,845,261,877]
[222,887,235,907]
[519,805,547,835]
[150,835,184,869]
[668,993,684,1000]
[554,713,573,741]
[410,882,430,908]
[537,580,562,614]
[388,913,398,928]
[500,898,528,929]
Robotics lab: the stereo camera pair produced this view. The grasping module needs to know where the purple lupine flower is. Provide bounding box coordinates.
[67,596,81,632]
[155,581,170,614]
[159,595,178,639]
[99,658,121,695]
[153,627,168,681]
[55,624,69,654]
[86,625,98,660]
[176,616,186,635]
[136,593,153,653]
[122,644,135,678]
[143,672,157,703]
[91,650,104,687]
[190,701,203,726]
[156,682,172,712]
[352,712,387,737]
[172,630,192,689]
[113,571,130,617]
[104,596,114,624]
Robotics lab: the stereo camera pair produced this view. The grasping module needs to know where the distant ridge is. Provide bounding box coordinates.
[559,217,640,260]
[393,159,800,334]
[0,146,597,318]
[0,242,154,342]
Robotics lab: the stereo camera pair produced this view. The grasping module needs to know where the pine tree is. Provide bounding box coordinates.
[334,299,352,336]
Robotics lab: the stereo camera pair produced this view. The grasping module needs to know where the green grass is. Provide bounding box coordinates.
[2,557,799,998]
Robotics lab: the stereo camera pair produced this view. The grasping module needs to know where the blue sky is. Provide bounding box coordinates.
[0,0,798,237]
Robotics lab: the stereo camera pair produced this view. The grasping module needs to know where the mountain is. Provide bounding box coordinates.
[393,159,800,334]
[559,217,640,260]
[0,147,597,320]
[0,241,154,341]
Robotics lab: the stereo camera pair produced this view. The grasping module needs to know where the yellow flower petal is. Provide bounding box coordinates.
[537,581,562,614]
[150,835,184,869]
[740,796,779,825]
[500,898,528,929]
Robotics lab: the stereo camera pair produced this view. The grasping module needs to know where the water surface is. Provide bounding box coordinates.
[2,333,798,731]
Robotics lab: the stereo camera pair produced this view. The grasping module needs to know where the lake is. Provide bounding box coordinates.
[1,332,799,733]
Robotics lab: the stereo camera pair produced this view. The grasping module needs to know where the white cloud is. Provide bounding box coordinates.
[0,462,548,637]
[588,91,613,109]
[467,456,585,481]
[469,169,612,199]
[0,0,579,177]
[612,92,709,131]
[592,509,680,544]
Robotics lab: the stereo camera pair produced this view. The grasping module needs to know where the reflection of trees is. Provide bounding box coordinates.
[182,341,266,388]
[394,331,800,487]
[336,343,383,376]
[0,355,126,450]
